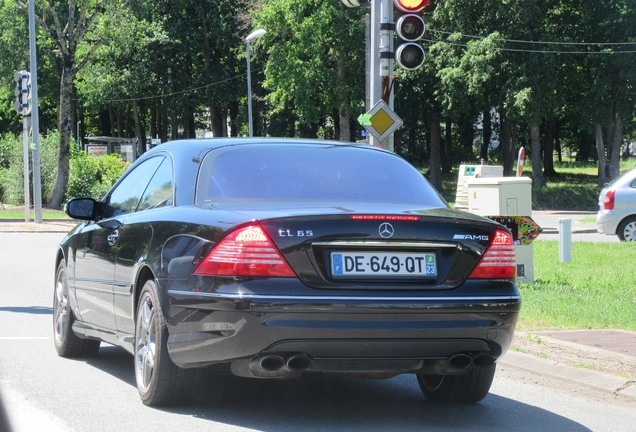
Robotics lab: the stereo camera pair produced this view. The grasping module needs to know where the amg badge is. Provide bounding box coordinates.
[453,234,489,241]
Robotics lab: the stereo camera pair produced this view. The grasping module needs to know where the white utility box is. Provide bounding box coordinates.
[455,164,503,210]
[465,176,535,282]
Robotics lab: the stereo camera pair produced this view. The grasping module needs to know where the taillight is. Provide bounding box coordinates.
[468,229,516,279]
[603,189,615,210]
[194,225,295,277]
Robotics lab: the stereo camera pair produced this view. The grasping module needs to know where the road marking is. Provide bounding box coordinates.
[2,382,70,432]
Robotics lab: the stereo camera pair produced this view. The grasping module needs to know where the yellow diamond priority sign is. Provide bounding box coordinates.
[358,100,403,143]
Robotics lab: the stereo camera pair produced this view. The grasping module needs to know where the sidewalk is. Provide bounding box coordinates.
[531,210,597,234]
[1,216,634,400]
[501,330,636,401]
[0,219,77,233]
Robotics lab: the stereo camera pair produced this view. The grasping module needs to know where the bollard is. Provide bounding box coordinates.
[559,218,572,262]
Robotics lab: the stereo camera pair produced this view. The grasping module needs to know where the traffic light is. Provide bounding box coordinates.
[394,0,428,70]
[13,70,32,116]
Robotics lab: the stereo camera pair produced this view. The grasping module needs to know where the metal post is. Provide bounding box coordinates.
[365,13,370,113]
[246,40,253,137]
[369,0,394,151]
[28,0,42,222]
[369,0,381,148]
[22,116,30,222]
[559,218,572,262]
[245,29,266,138]
[77,120,82,150]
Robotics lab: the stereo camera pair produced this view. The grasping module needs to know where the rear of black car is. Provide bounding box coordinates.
[162,142,520,403]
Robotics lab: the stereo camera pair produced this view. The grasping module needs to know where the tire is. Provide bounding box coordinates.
[53,260,100,357]
[134,279,194,406]
[617,216,636,241]
[417,364,496,404]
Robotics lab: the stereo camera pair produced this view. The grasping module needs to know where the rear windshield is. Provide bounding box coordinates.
[195,144,446,206]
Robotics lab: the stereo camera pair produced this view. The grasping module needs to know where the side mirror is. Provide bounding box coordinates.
[64,197,98,220]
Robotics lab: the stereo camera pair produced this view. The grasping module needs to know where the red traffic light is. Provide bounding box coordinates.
[394,0,429,13]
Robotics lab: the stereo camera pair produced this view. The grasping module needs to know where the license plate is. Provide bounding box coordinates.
[330,252,437,278]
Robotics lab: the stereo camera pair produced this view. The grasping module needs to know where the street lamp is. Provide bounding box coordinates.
[246,28,266,137]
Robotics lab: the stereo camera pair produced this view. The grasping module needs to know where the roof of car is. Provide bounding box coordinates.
[147,137,375,156]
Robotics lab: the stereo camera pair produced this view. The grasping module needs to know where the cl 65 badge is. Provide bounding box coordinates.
[278,229,314,237]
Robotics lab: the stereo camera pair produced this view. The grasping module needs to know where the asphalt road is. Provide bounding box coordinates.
[1,232,635,431]
[532,210,620,242]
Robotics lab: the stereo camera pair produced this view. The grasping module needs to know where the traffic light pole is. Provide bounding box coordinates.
[28,0,42,223]
[350,0,428,149]
[369,0,394,151]
[22,116,30,222]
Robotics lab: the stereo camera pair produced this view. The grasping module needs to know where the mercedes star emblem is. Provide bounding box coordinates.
[379,222,395,239]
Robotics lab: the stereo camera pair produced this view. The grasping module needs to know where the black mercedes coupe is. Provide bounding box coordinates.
[54,138,520,406]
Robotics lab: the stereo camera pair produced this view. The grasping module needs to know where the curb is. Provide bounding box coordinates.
[500,351,636,400]
[540,227,597,234]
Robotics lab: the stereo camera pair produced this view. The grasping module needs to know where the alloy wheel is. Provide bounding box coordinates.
[135,292,157,394]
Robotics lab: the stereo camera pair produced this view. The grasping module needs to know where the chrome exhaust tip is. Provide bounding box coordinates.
[254,355,285,372]
[472,353,496,368]
[448,353,473,370]
[286,354,311,371]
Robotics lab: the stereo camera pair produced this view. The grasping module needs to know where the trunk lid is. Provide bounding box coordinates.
[217,203,502,290]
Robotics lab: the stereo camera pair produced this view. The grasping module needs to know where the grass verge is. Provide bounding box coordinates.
[0,208,68,220]
[518,240,636,330]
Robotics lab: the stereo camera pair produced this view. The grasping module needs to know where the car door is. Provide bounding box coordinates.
[73,156,165,333]
[113,156,174,336]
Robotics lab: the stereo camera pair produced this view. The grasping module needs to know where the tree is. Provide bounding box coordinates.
[253,0,365,139]
[15,0,120,208]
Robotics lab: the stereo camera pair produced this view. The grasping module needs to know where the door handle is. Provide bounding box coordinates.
[107,231,119,246]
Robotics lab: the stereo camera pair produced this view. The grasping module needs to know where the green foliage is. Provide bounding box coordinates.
[254,0,365,136]
[0,132,58,206]
[532,182,599,210]
[519,241,636,330]
[67,148,129,200]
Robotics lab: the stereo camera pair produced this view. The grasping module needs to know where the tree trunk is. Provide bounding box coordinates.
[442,118,452,173]
[210,104,224,137]
[530,123,543,188]
[336,51,351,142]
[499,111,516,175]
[595,123,607,187]
[47,63,74,209]
[608,111,623,180]
[198,0,226,138]
[229,100,239,137]
[116,108,123,137]
[480,109,491,162]
[458,115,475,161]
[133,100,146,155]
[150,103,157,141]
[429,118,442,192]
[543,115,557,177]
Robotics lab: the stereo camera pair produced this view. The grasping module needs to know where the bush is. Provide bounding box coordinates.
[67,147,129,200]
[0,133,57,206]
[0,133,129,206]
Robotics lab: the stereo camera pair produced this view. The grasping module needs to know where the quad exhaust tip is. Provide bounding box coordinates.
[247,352,495,377]
[249,354,312,375]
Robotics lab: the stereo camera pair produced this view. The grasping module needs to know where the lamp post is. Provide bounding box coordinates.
[246,29,266,137]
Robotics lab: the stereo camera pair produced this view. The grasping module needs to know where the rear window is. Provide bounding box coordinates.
[195,144,445,206]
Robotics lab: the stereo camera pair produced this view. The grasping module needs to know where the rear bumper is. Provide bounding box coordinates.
[596,210,620,235]
[165,290,521,369]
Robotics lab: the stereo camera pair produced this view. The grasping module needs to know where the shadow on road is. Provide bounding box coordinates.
[0,306,52,315]
[81,347,592,431]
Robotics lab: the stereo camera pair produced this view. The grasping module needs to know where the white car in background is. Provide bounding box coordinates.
[597,167,636,241]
